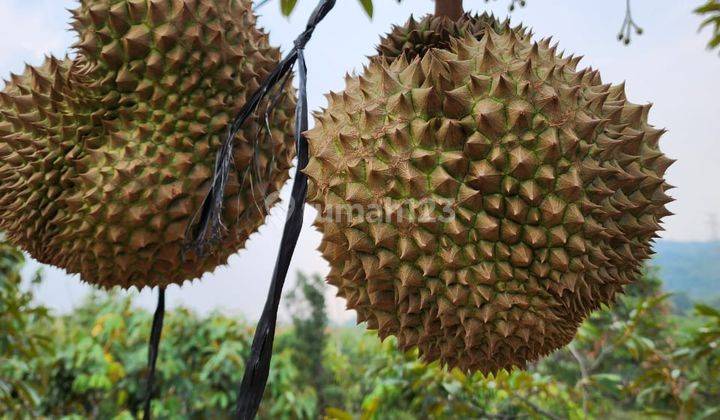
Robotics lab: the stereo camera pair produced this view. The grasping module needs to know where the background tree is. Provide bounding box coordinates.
[541,269,675,415]
[0,237,50,415]
[284,272,333,416]
[0,259,718,418]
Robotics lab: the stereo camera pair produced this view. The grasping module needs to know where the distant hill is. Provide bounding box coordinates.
[652,241,720,302]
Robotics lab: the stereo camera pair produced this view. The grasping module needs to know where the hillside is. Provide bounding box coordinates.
[652,240,720,301]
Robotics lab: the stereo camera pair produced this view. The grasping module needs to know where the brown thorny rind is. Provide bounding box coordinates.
[0,0,296,289]
[304,14,673,374]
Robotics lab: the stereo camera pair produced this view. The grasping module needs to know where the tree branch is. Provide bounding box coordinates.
[513,395,563,420]
[435,0,464,19]
[568,343,590,416]
[618,0,643,44]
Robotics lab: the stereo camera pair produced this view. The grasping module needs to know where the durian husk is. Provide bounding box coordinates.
[0,0,296,289]
[377,13,510,61]
[304,14,673,374]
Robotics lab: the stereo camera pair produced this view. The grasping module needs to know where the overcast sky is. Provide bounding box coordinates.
[1,0,718,320]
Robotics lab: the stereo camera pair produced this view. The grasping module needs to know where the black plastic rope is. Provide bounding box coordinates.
[234,55,308,420]
[177,0,334,416]
[143,287,166,420]
[185,0,335,256]
[234,2,336,418]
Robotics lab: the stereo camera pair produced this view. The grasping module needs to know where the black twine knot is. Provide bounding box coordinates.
[294,31,312,50]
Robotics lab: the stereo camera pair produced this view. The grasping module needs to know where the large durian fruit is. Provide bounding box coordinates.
[0,0,295,289]
[304,14,673,374]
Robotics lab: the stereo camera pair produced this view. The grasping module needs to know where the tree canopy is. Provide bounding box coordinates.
[1,248,719,418]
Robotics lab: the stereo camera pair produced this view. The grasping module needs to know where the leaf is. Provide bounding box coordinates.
[13,382,39,407]
[325,407,354,420]
[695,0,720,51]
[701,405,720,419]
[281,0,298,16]
[358,0,373,17]
[695,304,720,318]
[590,373,622,383]
[442,381,462,395]
[695,1,720,14]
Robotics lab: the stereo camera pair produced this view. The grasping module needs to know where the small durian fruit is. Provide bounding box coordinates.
[304,14,673,374]
[0,0,296,289]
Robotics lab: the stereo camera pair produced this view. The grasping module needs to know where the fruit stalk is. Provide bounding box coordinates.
[435,0,464,19]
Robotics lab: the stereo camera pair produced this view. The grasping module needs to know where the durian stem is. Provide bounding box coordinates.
[435,0,464,19]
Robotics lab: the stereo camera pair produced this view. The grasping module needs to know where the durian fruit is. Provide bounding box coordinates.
[0,0,295,289]
[304,14,673,374]
[377,13,509,60]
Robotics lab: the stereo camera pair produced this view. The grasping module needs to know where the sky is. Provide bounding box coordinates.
[1,0,719,320]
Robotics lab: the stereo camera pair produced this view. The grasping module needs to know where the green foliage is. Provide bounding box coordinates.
[38,292,254,418]
[539,268,720,418]
[1,257,719,418]
[0,240,51,415]
[696,0,720,52]
[358,0,373,18]
[280,0,298,16]
[283,272,331,416]
[325,331,583,419]
[541,268,677,416]
[674,304,720,418]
